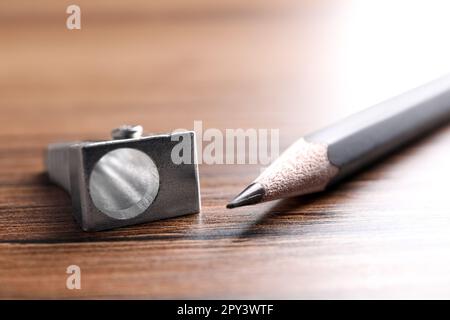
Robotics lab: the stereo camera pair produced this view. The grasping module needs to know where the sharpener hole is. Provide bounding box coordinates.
[89,148,159,220]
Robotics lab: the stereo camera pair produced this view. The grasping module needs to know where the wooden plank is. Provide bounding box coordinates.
[1,0,450,298]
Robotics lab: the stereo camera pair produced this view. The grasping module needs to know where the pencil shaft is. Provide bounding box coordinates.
[227,74,450,208]
[306,75,450,183]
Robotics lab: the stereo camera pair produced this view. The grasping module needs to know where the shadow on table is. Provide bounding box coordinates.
[234,189,344,241]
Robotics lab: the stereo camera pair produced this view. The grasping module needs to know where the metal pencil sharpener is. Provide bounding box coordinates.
[46,125,201,231]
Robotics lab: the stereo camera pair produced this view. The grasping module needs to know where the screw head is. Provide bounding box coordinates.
[111,125,143,140]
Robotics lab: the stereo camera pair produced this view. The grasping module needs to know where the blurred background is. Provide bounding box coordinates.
[3,0,450,140]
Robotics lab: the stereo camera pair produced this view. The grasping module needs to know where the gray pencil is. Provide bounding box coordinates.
[227,74,450,209]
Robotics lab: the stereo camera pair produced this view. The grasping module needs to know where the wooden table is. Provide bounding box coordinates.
[2,0,450,299]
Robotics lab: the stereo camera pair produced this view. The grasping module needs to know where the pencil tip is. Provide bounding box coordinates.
[226,183,265,209]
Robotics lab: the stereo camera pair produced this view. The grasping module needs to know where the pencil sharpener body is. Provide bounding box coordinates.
[46,130,200,231]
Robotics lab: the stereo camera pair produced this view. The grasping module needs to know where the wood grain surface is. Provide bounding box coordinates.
[2,0,450,299]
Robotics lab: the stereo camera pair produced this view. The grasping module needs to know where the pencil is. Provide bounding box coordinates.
[227,75,450,209]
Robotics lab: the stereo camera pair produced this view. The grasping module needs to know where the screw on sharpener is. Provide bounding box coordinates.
[111,125,143,140]
[46,125,201,231]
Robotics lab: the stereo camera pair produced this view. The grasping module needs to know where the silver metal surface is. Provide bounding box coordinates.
[46,127,200,231]
[89,148,159,220]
